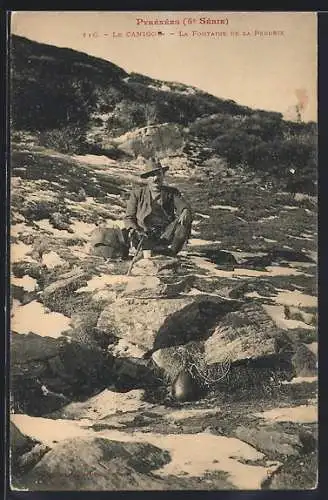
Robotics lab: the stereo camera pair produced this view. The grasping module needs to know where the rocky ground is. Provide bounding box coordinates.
[10,134,317,491]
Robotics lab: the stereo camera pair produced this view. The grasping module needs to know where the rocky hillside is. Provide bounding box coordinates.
[10,128,317,490]
[11,35,317,192]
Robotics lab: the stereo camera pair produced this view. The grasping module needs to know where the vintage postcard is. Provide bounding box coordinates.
[9,11,318,491]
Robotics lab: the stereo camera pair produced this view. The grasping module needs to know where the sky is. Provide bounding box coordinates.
[11,11,317,122]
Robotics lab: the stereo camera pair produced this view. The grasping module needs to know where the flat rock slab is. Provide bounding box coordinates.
[12,415,280,490]
[49,389,152,421]
[122,275,194,298]
[18,437,171,491]
[131,256,180,276]
[233,424,303,459]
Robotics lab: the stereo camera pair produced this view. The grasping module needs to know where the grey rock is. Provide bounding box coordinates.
[291,343,317,377]
[41,269,89,311]
[16,443,51,473]
[12,262,46,281]
[233,424,303,458]
[122,275,194,298]
[116,123,185,159]
[205,302,292,365]
[49,212,73,232]
[48,388,150,421]
[20,437,171,490]
[284,306,315,325]
[97,296,234,352]
[11,332,63,366]
[10,421,36,459]
[11,334,114,415]
[97,296,195,351]
[131,255,180,276]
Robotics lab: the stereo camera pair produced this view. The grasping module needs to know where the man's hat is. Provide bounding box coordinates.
[140,158,169,179]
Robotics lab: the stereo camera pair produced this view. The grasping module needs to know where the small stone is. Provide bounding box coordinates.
[16,443,51,472]
[50,212,72,232]
[131,255,180,276]
[291,344,317,377]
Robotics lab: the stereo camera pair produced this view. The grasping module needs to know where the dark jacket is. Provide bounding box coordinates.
[124,184,192,231]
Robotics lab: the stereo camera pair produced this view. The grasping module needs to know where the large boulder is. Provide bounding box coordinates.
[10,421,50,482]
[18,437,171,491]
[114,123,185,159]
[97,296,194,352]
[205,302,293,365]
[284,306,316,326]
[152,301,297,398]
[11,331,63,366]
[97,296,237,353]
[15,443,51,475]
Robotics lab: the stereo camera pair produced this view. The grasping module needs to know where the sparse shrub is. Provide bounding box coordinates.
[21,200,57,221]
[39,126,88,154]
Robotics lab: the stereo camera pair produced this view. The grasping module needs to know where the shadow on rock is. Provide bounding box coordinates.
[189,249,238,270]
[235,249,314,270]
[269,249,315,264]
[110,357,164,393]
[151,298,240,354]
[11,332,115,416]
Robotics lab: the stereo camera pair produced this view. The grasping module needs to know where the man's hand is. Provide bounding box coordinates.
[129,228,148,240]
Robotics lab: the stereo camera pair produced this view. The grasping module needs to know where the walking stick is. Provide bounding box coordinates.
[126,235,144,276]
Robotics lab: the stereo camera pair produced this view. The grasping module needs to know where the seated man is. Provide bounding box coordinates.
[124,158,193,256]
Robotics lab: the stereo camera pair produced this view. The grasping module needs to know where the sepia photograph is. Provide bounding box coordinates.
[9,11,317,491]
